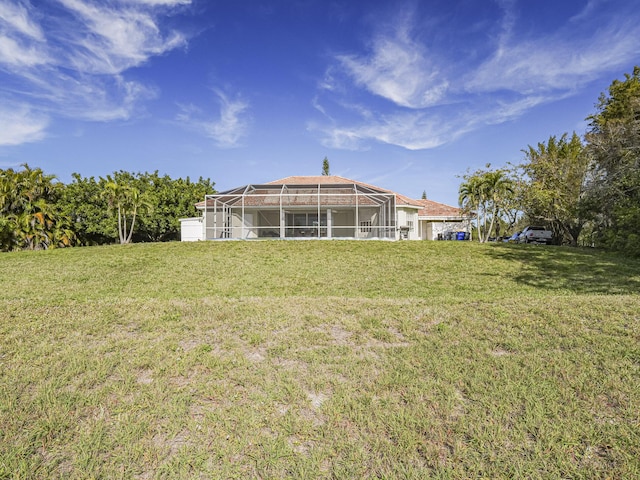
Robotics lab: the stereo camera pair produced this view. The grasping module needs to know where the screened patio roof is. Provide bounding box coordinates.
[198,175,422,209]
[199,175,414,240]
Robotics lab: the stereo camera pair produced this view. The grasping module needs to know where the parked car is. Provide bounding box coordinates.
[518,226,553,244]
[504,232,521,243]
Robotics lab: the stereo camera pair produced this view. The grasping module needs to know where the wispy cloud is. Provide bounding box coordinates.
[0,0,190,145]
[0,103,48,145]
[0,34,48,67]
[176,89,250,148]
[0,0,48,68]
[336,11,448,109]
[311,108,474,151]
[58,0,187,75]
[466,17,640,94]
[0,1,44,40]
[315,1,640,152]
[361,162,414,187]
[569,0,603,23]
[125,0,191,6]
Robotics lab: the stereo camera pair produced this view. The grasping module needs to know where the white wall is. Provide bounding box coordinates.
[420,220,467,240]
[180,218,203,241]
[397,208,419,240]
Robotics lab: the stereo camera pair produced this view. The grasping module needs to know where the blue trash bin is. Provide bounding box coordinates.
[456,231,465,240]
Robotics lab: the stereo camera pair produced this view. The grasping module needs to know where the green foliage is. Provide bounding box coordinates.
[2,167,213,249]
[321,156,330,176]
[60,171,215,245]
[59,173,115,245]
[103,175,152,244]
[514,66,639,254]
[458,167,515,242]
[131,172,215,242]
[586,66,640,255]
[519,132,590,246]
[0,164,75,251]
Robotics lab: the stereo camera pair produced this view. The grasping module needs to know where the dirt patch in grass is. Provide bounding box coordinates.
[1,242,639,478]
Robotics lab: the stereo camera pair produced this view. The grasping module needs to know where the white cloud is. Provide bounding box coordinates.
[355,113,457,150]
[124,0,191,5]
[569,0,602,23]
[0,34,48,67]
[337,16,448,109]
[0,104,48,146]
[0,1,44,40]
[0,0,190,144]
[176,90,250,148]
[59,0,187,74]
[317,2,640,152]
[466,19,640,95]
[0,1,49,67]
[55,74,158,121]
[312,124,366,151]
[312,110,470,151]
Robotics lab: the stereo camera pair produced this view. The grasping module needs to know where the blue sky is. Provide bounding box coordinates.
[1,0,639,206]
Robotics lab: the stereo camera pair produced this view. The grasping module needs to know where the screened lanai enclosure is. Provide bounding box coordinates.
[203,181,398,240]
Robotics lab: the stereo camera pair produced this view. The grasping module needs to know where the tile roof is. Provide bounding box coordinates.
[267,175,354,185]
[414,198,464,218]
[267,176,422,208]
[196,176,462,214]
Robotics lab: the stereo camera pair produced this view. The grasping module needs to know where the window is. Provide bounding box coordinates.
[285,212,327,237]
[360,221,372,233]
[407,220,414,231]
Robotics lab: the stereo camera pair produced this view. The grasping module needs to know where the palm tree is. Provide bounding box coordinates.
[459,176,485,241]
[103,178,152,244]
[1,165,72,251]
[481,170,514,242]
[459,170,515,242]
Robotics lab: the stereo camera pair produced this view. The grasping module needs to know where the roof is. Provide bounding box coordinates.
[197,175,423,209]
[267,175,355,185]
[414,198,465,218]
[267,175,422,208]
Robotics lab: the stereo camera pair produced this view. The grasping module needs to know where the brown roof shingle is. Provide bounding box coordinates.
[197,176,463,213]
[414,198,463,218]
[267,176,422,208]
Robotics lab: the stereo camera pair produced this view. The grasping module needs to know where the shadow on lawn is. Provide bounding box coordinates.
[485,244,640,295]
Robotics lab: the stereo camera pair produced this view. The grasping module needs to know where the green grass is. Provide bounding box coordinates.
[1,241,638,478]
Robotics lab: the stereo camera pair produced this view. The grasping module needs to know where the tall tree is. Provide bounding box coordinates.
[59,174,115,245]
[499,175,526,234]
[130,172,215,242]
[459,168,514,242]
[60,171,216,245]
[482,170,515,241]
[520,132,590,246]
[586,66,640,255]
[321,157,330,176]
[103,176,152,245]
[0,165,75,251]
[459,175,484,242]
[421,190,427,200]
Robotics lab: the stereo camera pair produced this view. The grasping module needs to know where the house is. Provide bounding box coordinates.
[415,198,472,240]
[180,175,470,241]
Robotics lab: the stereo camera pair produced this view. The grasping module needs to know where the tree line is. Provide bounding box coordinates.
[0,167,214,252]
[2,67,637,255]
[458,66,640,256]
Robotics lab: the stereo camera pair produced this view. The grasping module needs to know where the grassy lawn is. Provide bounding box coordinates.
[1,241,638,479]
